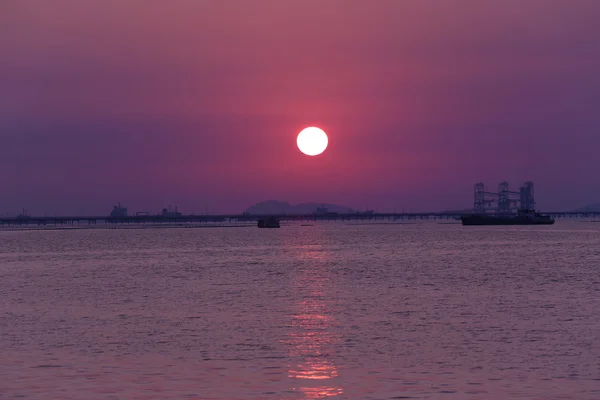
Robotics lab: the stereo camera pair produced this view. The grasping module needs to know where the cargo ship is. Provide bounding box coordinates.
[461,209,555,226]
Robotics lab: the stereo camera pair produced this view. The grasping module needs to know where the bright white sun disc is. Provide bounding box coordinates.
[297,127,328,156]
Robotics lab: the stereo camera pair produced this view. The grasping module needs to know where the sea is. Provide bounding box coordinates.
[1,221,600,399]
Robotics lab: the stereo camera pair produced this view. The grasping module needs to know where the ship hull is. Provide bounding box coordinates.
[461,216,555,226]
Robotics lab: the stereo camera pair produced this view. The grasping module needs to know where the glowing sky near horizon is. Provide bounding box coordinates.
[1,0,600,214]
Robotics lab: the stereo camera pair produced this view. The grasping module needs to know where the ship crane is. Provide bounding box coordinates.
[473,181,536,214]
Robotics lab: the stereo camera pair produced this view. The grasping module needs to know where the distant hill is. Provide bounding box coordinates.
[573,203,600,212]
[245,200,355,215]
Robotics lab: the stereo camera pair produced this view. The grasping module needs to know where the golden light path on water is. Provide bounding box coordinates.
[282,240,342,398]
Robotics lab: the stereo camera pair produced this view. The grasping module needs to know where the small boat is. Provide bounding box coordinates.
[257,217,280,228]
[461,209,555,226]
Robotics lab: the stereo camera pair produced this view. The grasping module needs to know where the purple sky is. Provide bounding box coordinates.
[2,0,600,215]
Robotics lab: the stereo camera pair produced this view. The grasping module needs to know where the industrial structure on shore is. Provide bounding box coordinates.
[473,181,536,214]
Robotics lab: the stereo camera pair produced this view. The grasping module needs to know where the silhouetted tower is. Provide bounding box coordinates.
[474,182,486,213]
[520,181,535,210]
[497,182,511,214]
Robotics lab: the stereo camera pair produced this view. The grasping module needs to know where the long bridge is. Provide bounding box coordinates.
[1,181,596,227]
[1,211,599,227]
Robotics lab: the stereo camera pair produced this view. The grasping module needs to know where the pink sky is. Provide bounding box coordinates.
[1,1,600,214]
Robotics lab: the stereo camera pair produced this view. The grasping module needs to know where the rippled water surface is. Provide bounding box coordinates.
[2,222,600,399]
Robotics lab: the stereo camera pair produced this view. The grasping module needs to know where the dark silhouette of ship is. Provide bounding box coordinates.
[257,217,280,228]
[461,209,555,226]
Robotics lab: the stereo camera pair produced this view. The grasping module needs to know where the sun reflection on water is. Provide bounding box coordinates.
[282,242,343,398]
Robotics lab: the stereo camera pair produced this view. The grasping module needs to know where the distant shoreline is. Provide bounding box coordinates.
[0,224,256,233]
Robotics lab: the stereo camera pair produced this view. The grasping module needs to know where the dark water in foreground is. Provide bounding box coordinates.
[1,222,600,399]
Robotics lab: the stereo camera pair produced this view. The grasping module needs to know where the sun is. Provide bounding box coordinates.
[297,127,328,156]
